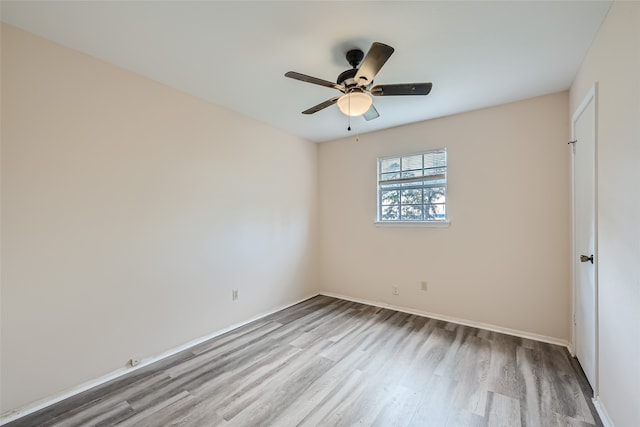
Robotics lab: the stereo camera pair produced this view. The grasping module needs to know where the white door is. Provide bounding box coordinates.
[572,87,597,389]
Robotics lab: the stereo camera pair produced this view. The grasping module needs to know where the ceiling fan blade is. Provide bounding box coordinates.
[363,105,380,121]
[301,97,340,114]
[285,71,345,92]
[371,83,432,96]
[354,42,395,86]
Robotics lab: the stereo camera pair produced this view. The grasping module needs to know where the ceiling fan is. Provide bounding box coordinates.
[285,42,432,121]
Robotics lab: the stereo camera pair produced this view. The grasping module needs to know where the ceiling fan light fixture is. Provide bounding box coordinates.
[337,92,373,116]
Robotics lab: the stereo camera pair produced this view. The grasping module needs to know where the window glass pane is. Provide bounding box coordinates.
[380,158,401,173]
[401,189,422,204]
[424,187,446,204]
[381,205,399,220]
[401,154,422,171]
[425,167,446,178]
[401,205,423,220]
[424,151,446,168]
[381,190,399,206]
[401,170,421,179]
[379,172,401,182]
[425,203,446,220]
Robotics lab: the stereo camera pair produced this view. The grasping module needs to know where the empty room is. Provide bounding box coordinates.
[1,1,638,426]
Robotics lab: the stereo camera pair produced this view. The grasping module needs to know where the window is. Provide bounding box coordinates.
[377,149,447,222]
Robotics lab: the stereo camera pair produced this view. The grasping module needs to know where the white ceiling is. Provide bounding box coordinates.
[1,1,611,142]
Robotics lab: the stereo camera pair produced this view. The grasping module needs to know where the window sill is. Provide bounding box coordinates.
[374,220,451,228]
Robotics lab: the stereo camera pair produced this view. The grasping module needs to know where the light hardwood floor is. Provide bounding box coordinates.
[6,296,601,427]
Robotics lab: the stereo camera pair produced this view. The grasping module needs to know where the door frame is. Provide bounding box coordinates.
[570,83,599,396]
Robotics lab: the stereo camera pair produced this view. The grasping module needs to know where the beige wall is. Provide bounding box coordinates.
[570,2,640,426]
[1,24,319,414]
[319,92,571,340]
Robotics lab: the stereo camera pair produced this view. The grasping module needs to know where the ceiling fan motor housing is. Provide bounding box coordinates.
[337,68,358,86]
[337,48,365,87]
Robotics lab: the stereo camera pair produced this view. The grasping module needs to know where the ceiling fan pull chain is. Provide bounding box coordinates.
[347,96,352,131]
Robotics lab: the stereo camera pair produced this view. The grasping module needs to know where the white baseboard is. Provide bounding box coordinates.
[0,293,319,426]
[593,397,615,427]
[319,291,571,350]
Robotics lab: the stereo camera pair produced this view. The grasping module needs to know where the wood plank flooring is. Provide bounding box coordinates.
[5,296,602,427]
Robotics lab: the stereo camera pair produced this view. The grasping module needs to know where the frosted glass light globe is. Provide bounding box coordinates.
[337,92,373,116]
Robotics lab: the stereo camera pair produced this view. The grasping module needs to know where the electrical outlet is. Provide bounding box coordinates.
[232,289,238,301]
[421,281,428,291]
[392,285,399,295]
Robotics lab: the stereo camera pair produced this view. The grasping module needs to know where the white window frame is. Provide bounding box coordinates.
[375,149,449,226]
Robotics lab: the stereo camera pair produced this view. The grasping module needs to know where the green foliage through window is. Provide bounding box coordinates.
[378,150,447,222]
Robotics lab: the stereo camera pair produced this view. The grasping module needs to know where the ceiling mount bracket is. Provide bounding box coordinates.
[345,49,364,68]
